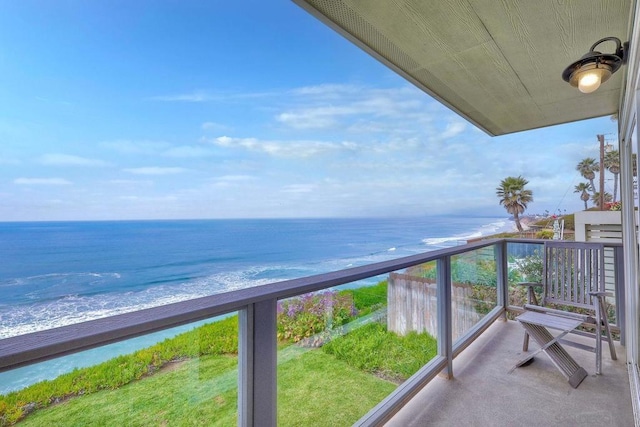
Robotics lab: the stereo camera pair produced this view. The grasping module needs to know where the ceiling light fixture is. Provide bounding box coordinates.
[562,37,628,94]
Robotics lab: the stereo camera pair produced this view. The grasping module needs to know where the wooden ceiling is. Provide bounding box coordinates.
[294,0,632,135]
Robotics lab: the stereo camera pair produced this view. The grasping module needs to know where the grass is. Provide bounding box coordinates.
[343,281,387,315]
[19,350,397,427]
[1,281,437,426]
[323,322,437,382]
[20,356,238,427]
[277,351,397,426]
[531,213,575,230]
[0,316,239,425]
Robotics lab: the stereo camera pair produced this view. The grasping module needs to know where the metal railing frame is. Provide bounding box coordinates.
[0,239,625,426]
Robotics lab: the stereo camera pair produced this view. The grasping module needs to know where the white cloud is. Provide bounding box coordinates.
[119,195,178,202]
[277,84,433,131]
[14,178,72,185]
[281,184,316,193]
[210,136,357,158]
[39,154,110,167]
[277,109,341,130]
[150,91,212,102]
[211,174,256,188]
[123,167,188,175]
[104,140,216,159]
[216,175,255,182]
[441,121,467,139]
[209,134,427,159]
[151,90,277,103]
[162,145,215,158]
[291,83,361,97]
[108,179,154,186]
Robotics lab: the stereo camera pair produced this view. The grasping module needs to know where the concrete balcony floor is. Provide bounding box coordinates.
[386,319,633,426]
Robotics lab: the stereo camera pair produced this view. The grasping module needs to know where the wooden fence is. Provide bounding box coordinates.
[387,272,485,341]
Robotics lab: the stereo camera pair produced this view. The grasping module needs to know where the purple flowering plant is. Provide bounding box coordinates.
[277,290,357,343]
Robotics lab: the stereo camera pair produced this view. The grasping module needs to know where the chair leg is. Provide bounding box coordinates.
[595,303,602,375]
[523,331,530,351]
[522,287,535,353]
[599,299,617,360]
[604,325,617,360]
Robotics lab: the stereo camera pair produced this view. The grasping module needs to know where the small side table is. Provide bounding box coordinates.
[515,310,588,388]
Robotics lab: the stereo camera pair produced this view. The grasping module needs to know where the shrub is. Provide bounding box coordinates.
[605,201,621,211]
[535,229,554,239]
[514,250,543,283]
[421,258,497,287]
[277,291,356,343]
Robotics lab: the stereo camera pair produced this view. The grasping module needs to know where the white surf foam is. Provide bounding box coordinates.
[421,218,510,248]
[0,268,290,339]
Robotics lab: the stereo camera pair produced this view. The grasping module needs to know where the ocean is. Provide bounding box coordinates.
[0,216,511,393]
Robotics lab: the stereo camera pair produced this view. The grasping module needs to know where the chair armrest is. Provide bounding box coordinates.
[588,291,612,298]
[516,282,542,288]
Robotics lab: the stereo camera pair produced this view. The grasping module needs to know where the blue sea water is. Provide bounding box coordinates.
[0,216,511,393]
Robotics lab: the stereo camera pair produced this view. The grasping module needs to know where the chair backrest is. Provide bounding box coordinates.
[542,241,605,310]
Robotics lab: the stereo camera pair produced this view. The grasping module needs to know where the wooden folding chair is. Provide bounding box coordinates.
[518,241,617,377]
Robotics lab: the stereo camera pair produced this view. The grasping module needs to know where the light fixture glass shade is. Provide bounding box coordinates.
[578,69,606,93]
[568,63,613,94]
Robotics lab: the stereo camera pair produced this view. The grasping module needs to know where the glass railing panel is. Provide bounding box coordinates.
[0,313,239,426]
[506,241,544,312]
[450,246,498,342]
[276,272,437,426]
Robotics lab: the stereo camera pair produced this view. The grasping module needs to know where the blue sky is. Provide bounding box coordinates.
[0,1,619,221]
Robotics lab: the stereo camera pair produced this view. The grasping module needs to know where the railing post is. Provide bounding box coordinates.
[239,299,277,427]
[495,241,509,320]
[437,256,453,379]
[614,245,626,346]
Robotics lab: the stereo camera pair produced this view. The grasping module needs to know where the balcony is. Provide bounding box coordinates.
[0,238,630,426]
[386,319,631,426]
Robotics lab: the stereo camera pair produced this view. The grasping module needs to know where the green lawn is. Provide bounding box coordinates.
[19,349,396,427]
[20,355,238,427]
[3,282,436,426]
[278,350,396,426]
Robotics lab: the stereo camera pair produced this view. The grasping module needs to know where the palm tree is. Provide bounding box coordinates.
[576,157,599,194]
[574,182,591,210]
[591,191,613,208]
[496,176,533,232]
[604,149,620,202]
